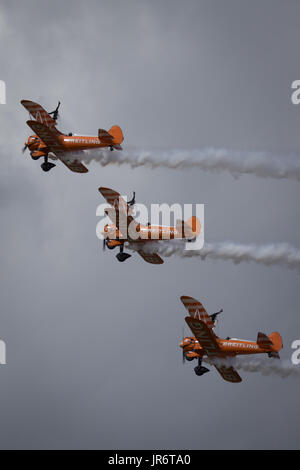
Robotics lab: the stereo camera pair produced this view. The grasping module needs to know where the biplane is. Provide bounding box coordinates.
[180,295,283,383]
[21,100,124,173]
[99,187,201,264]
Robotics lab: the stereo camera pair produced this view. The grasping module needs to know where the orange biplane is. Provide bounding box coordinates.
[21,100,124,173]
[99,187,201,264]
[180,295,283,383]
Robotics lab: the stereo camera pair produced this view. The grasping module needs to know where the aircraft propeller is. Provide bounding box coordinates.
[22,143,28,153]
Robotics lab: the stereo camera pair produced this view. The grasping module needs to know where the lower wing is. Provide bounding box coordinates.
[26,120,88,173]
[137,250,164,264]
[214,364,242,383]
[59,157,88,173]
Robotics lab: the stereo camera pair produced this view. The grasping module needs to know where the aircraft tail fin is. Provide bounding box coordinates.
[176,216,201,239]
[268,332,283,352]
[257,331,283,355]
[257,332,274,349]
[108,125,124,146]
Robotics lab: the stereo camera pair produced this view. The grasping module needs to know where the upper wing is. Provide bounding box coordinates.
[99,187,139,236]
[181,296,215,329]
[137,250,164,265]
[185,316,220,356]
[214,364,242,383]
[99,187,124,207]
[21,100,61,135]
[26,120,88,173]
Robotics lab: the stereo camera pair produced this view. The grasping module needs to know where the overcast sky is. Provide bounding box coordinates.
[0,0,300,449]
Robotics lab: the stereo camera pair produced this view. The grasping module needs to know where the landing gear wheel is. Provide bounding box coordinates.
[41,162,56,172]
[194,366,210,376]
[116,252,132,262]
[194,357,209,376]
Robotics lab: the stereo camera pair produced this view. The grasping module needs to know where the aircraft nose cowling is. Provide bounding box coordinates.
[180,338,192,349]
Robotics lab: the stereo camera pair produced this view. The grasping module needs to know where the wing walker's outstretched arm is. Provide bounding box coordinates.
[48,101,61,122]
[210,309,223,323]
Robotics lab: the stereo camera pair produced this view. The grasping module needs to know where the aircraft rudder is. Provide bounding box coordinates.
[269,332,283,352]
[108,125,124,145]
[186,216,201,237]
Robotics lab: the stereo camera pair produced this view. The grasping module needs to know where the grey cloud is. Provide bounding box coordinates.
[0,0,299,450]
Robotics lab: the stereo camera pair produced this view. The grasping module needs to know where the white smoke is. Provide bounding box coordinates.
[128,240,300,271]
[204,356,300,379]
[73,147,300,182]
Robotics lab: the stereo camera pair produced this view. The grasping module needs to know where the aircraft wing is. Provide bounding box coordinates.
[213,364,242,383]
[185,309,242,383]
[185,316,220,356]
[99,187,139,236]
[99,186,126,207]
[26,120,65,153]
[26,120,88,173]
[21,100,61,135]
[181,296,215,329]
[59,156,89,173]
[137,249,164,265]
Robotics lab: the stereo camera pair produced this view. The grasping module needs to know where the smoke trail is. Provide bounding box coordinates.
[128,240,300,271]
[74,147,300,181]
[204,356,300,379]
